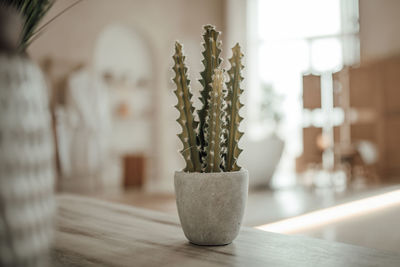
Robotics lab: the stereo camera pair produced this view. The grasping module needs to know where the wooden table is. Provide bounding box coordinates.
[53,195,400,267]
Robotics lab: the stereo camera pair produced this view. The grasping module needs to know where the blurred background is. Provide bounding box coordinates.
[23,0,400,253]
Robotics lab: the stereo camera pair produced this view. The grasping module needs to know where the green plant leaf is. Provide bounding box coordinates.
[3,0,54,51]
[197,25,222,160]
[3,0,83,52]
[224,43,244,171]
[172,42,202,172]
[204,69,225,172]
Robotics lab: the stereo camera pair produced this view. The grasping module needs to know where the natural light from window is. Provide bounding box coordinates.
[248,0,359,187]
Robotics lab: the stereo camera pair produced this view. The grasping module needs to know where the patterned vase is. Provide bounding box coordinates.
[0,54,55,267]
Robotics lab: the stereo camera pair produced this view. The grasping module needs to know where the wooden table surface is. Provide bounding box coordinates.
[53,195,400,267]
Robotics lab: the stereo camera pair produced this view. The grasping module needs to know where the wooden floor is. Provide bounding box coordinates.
[92,184,400,253]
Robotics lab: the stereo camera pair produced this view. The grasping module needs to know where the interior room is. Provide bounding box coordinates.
[1,0,400,266]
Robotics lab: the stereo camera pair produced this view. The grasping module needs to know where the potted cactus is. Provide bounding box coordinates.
[172,25,248,246]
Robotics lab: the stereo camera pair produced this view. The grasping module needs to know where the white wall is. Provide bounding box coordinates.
[29,0,225,192]
[359,0,400,63]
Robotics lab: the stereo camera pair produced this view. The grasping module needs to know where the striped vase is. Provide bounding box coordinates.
[0,54,55,267]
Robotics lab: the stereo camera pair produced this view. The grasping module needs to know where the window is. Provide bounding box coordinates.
[247,0,359,187]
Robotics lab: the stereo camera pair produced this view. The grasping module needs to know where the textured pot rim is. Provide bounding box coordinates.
[175,168,248,178]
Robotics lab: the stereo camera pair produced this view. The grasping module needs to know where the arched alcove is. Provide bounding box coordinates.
[93,23,156,189]
[93,24,152,82]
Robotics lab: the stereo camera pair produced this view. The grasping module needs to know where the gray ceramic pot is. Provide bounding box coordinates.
[174,169,248,246]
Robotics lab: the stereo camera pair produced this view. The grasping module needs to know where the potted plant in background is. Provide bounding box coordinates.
[240,83,285,189]
[172,25,248,246]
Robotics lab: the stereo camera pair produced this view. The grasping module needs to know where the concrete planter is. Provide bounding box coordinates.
[174,169,248,245]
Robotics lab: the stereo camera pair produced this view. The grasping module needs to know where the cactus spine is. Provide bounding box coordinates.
[224,44,244,171]
[172,42,202,172]
[198,25,222,159]
[204,69,226,172]
[172,26,244,173]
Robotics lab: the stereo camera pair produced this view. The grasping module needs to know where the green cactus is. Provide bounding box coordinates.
[198,25,223,158]
[224,43,244,171]
[172,26,244,173]
[204,69,226,172]
[172,42,202,172]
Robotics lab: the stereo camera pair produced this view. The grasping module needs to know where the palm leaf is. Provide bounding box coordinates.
[2,0,83,52]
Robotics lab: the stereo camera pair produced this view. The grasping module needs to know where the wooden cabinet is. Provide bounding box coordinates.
[123,154,146,188]
[300,57,400,182]
[335,57,400,181]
